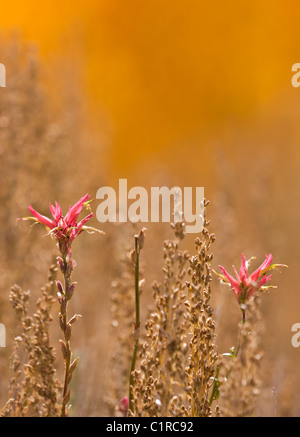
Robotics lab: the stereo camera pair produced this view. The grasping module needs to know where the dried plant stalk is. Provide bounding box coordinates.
[56,247,81,417]
[131,202,218,417]
[131,222,190,416]
[2,264,61,417]
[18,193,102,417]
[128,230,146,414]
[220,295,263,417]
[106,226,138,416]
[184,201,218,417]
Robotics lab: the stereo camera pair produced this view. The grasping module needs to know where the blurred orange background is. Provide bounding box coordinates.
[2,0,300,176]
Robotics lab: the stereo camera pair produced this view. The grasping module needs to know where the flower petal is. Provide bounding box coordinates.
[76,213,94,231]
[65,194,91,226]
[250,253,273,282]
[28,205,55,229]
[219,265,241,297]
[239,253,249,282]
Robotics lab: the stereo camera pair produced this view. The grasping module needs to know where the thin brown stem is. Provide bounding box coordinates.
[129,235,141,414]
[58,249,75,417]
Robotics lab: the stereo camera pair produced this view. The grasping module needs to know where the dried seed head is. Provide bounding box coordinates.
[59,313,65,331]
[57,256,65,273]
[63,390,70,405]
[56,280,64,294]
[66,283,76,300]
[70,357,79,373]
[137,228,147,250]
[68,314,82,325]
[59,339,67,359]
[57,292,63,304]
[60,297,67,314]
[65,323,72,341]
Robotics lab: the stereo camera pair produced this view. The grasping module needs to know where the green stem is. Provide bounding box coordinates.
[129,338,139,413]
[134,237,140,328]
[129,236,140,414]
[209,340,242,408]
[209,365,220,406]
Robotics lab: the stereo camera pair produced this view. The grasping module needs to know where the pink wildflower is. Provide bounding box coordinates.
[118,397,129,416]
[18,194,104,417]
[213,253,287,321]
[19,193,103,254]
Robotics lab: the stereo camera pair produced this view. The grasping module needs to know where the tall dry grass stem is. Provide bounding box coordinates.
[129,229,145,414]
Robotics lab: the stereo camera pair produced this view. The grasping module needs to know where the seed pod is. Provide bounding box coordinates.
[57,292,63,304]
[68,314,82,325]
[66,259,76,276]
[70,357,79,373]
[65,323,72,341]
[63,390,70,405]
[137,228,147,250]
[59,313,66,331]
[60,297,67,314]
[56,280,64,294]
[59,339,67,359]
[57,256,66,273]
[66,283,76,300]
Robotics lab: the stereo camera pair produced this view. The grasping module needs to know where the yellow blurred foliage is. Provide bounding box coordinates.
[1,0,300,174]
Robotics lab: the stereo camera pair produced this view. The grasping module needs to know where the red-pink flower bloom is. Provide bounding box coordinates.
[19,193,103,251]
[213,253,286,321]
[118,397,129,416]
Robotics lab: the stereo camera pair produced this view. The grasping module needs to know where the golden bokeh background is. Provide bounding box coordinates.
[2,0,300,175]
